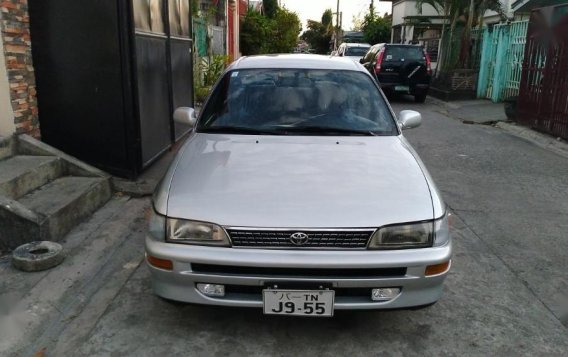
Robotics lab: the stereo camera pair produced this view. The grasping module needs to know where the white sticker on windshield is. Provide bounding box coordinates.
[386,55,392,60]
[231,71,239,77]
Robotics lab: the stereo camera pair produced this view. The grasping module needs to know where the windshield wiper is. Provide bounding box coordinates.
[272,126,387,136]
[198,126,281,135]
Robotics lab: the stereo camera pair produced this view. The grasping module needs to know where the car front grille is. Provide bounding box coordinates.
[226,229,375,249]
[191,264,407,278]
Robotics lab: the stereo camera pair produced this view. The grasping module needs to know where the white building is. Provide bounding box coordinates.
[391,0,445,63]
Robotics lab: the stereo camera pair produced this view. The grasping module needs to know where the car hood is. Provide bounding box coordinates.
[166,133,434,228]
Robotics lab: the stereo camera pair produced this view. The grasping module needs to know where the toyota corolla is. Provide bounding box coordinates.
[146,54,451,317]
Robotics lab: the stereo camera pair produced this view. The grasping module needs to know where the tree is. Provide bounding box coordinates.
[363,13,392,44]
[265,8,302,53]
[301,9,334,54]
[415,0,505,70]
[361,1,392,45]
[263,0,278,19]
[241,8,270,55]
[241,6,301,55]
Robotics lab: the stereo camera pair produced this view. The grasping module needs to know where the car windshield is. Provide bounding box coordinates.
[345,47,370,57]
[384,46,425,62]
[197,69,398,136]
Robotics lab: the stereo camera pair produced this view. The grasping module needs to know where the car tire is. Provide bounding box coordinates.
[12,241,65,272]
[414,92,427,103]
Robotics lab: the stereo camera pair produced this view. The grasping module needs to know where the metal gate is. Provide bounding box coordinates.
[478,21,529,102]
[517,5,568,140]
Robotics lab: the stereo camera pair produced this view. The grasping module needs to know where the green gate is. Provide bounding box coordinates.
[193,18,208,57]
[477,20,529,102]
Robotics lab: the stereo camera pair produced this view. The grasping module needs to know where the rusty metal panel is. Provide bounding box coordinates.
[517,5,568,140]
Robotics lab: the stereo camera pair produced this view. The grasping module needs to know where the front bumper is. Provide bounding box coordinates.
[145,234,452,310]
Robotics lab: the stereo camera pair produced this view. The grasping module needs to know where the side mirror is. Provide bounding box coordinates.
[173,107,197,126]
[359,58,365,64]
[399,110,422,130]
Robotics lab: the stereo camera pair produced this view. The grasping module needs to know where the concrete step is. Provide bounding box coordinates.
[17,176,112,241]
[0,136,14,161]
[0,196,148,356]
[0,155,65,199]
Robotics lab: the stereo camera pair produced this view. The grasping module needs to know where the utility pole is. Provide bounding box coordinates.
[334,0,340,50]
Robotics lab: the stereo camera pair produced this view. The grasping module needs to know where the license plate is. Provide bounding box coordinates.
[395,85,410,92]
[263,289,335,317]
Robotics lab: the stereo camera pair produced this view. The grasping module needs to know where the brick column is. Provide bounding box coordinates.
[0,0,39,137]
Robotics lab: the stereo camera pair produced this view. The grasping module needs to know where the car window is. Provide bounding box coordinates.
[363,46,378,62]
[345,47,370,57]
[198,69,398,136]
[384,46,424,62]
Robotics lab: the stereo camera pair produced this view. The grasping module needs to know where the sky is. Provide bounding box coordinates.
[280,0,392,32]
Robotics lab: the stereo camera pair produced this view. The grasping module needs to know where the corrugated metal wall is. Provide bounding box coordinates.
[517,5,568,140]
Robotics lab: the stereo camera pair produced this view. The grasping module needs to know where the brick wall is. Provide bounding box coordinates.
[0,0,39,137]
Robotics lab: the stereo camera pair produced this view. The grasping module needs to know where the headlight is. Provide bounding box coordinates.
[368,221,433,249]
[368,212,450,249]
[148,208,166,240]
[433,212,450,247]
[167,219,231,246]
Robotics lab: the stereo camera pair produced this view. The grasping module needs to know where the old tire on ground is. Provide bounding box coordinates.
[12,241,65,272]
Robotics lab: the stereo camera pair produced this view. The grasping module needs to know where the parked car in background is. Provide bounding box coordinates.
[361,44,432,103]
[335,42,371,61]
[146,54,451,317]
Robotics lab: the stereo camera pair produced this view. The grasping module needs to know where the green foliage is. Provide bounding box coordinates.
[301,9,334,54]
[200,55,228,87]
[360,1,392,45]
[192,0,199,17]
[195,86,210,103]
[241,6,301,55]
[194,55,228,104]
[362,12,392,45]
[321,9,333,28]
[263,0,278,19]
[241,8,271,55]
[265,8,302,53]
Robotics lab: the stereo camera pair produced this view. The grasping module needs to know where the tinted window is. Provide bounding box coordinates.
[384,46,425,62]
[345,47,370,57]
[198,69,397,136]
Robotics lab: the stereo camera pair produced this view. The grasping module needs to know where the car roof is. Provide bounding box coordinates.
[341,43,371,48]
[229,54,364,71]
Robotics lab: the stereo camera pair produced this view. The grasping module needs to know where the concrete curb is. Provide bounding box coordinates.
[496,122,568,160]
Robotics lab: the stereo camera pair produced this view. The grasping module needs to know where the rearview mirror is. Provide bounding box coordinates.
[173,107,197,126]
[399,110,422,130]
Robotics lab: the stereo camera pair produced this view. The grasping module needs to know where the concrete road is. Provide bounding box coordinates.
[3,97,568,356]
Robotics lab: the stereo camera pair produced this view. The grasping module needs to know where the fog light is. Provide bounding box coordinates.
[371,288,401,301]
[197,283,225,297]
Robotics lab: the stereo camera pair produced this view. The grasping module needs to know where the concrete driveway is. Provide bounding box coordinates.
[2,97,567,356]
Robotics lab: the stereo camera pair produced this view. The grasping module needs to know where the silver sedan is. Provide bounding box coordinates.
[146,54,451,317]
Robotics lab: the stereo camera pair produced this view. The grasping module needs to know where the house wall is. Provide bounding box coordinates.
[0,0,39,137]
[484,0,514,23]
[392,0,440,26]
[392,0,441,43]
[0,31,14,136]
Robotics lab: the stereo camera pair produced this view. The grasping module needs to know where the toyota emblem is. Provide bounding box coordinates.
[289,232,309,246]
